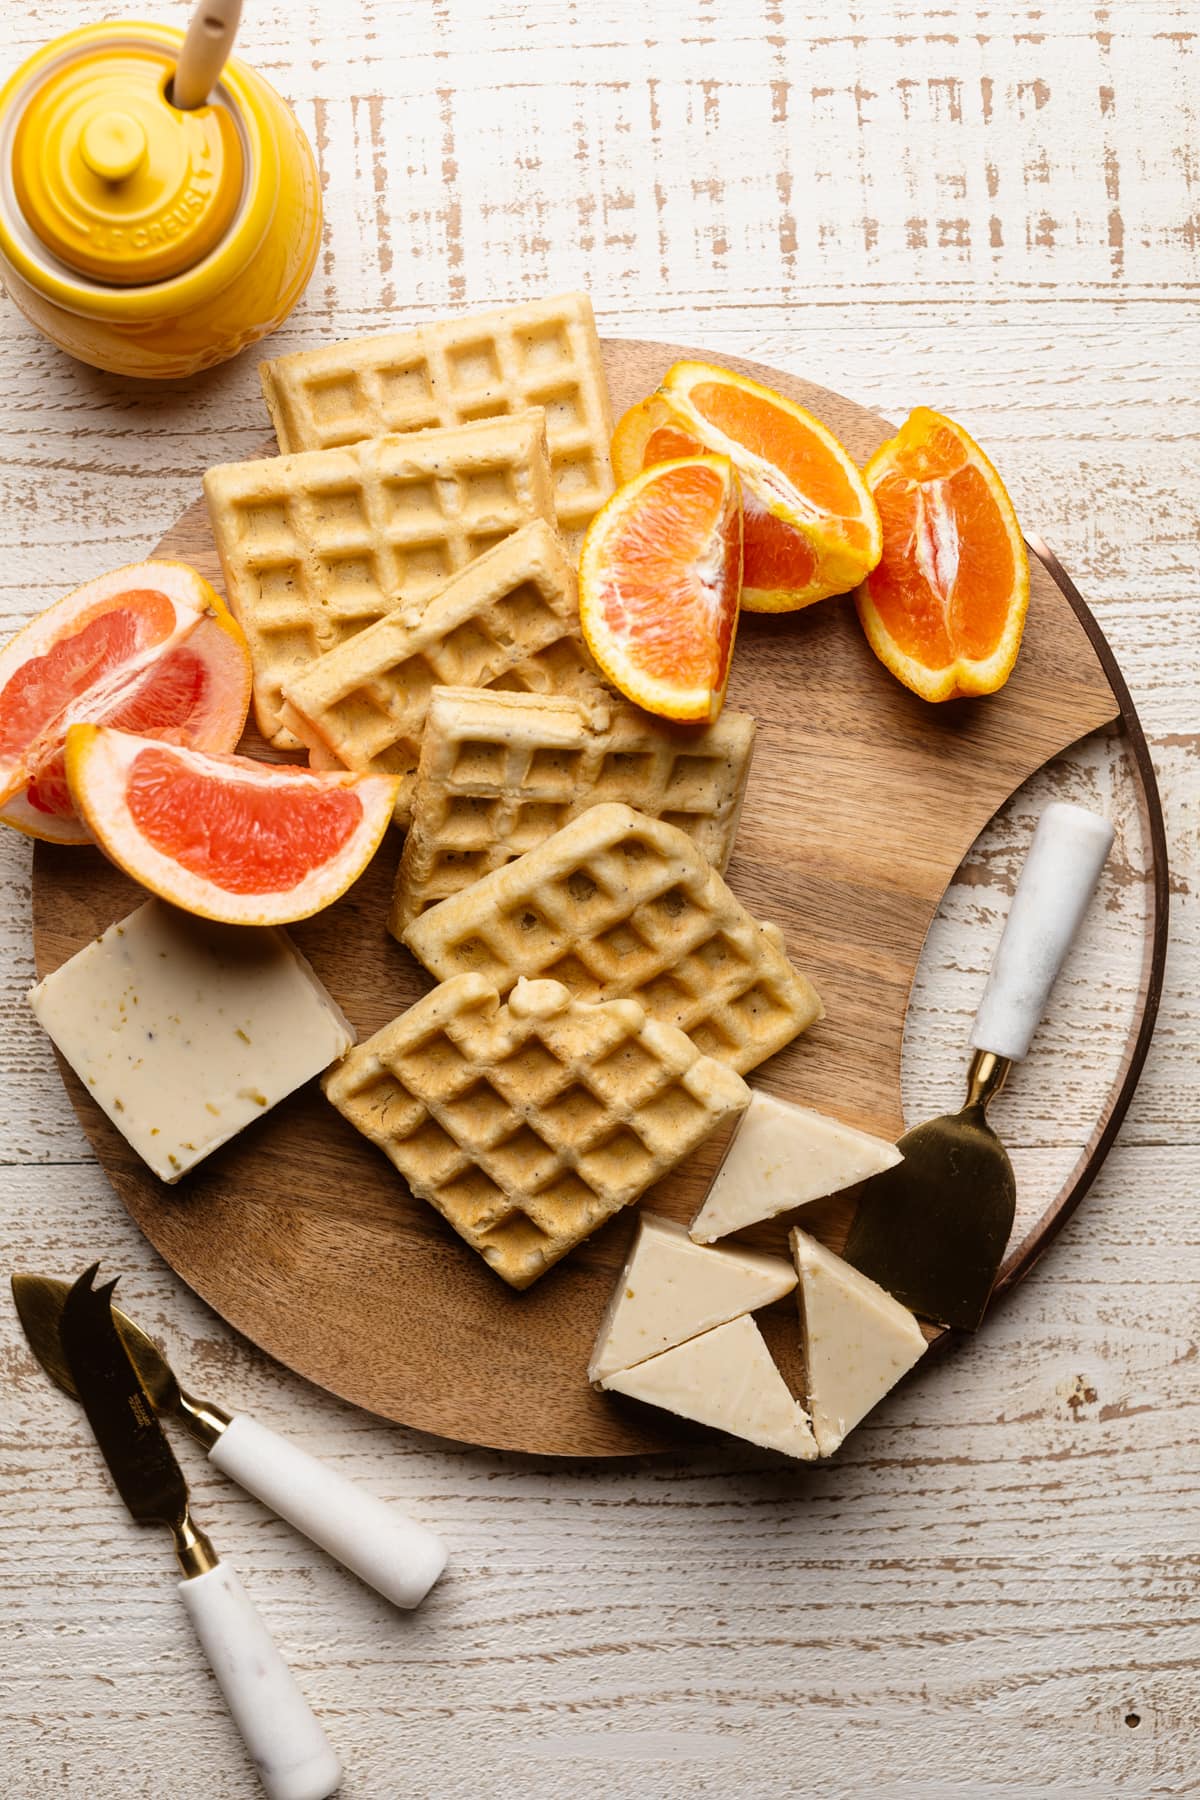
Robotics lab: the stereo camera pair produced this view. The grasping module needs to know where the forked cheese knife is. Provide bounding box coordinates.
[12,1272,447,1610]
[52,1265,340,1800]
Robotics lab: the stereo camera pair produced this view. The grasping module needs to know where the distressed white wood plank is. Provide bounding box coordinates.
[1,0,1197,1795]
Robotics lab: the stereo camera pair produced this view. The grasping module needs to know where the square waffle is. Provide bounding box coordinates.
[259,292,614,551]
[401,802,823,1075]
[323,972,749,1288]
[203,411,557,746]
[278,523,609,824]
[389,689,756,932]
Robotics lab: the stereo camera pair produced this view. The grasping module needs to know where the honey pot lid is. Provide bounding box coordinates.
[11,45,244,285]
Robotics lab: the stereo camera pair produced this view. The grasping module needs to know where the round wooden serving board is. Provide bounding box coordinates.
[31,342,1165,1456]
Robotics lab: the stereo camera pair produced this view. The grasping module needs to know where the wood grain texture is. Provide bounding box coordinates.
[2,0,1197,1793]
[29,341,1129,1455]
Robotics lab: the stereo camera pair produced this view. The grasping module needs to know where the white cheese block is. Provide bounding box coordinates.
[602,1313,818,1460]
[588,1212,795,1383]
[791,1227,927,1456]
[690,1089,903,1242]
[29,899,354,1183]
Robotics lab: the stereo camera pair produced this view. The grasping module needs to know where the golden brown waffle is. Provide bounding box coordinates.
[389,689,755,933]
[278,523,609,824]
[323,973,749,1288]
[401,803,823,1075]
[259,293,614,551]
[203,412,557,747]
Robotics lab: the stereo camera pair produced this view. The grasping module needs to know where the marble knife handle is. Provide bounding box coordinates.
[178,1561,340,1800]
[969,800,1114,1062]
[209,1413,448,1609]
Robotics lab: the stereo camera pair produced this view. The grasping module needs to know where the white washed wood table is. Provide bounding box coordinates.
[2,4,1197,1795]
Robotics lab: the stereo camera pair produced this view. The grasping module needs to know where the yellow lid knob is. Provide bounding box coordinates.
[11,47,244,285]
[79,110,148,181]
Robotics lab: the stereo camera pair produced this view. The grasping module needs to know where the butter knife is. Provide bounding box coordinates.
[53,1264,341,1800]
[12,1271,446,1610]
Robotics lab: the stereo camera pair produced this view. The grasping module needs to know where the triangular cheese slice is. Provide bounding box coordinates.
[791,1227,927,1456]
[588,1213,795,1383]
[602,1314,818,1460]
[690,1090,903,1242]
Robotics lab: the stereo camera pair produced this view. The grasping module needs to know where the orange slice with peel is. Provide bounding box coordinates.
[612,364,882,612]
[66,725,400,925]
[611,394,700,479]
[0,561,251,843]
[855,408,1030,703]
[578,455,742,723]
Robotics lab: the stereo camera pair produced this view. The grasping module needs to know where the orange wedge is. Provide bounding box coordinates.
[0,561,251,844]
[611,394,701,477]
[578,455,742,723]
[65,725,400,925]
[611,363,881,612]
[855,408,1030,703]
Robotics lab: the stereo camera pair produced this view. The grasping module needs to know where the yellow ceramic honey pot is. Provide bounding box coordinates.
[0,1,321,377]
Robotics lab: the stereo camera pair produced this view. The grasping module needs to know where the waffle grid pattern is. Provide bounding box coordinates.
[259,293,613,550]
[402,803,823,1075]
[323,974,749,1288]
[390,690,755,929]
[278,524,609,822]
[203,412,556,745]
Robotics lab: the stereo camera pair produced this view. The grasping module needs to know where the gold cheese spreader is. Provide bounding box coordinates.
[842,801,1114,1330]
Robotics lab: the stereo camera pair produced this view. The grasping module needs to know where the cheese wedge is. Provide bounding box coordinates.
[690,1089,903,1242]
[588,1213,796,1383]
[602,1314,818,1460]
[791,1228,927,1456]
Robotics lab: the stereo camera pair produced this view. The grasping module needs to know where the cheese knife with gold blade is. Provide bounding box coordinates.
[11,1271,446,1610]
[44,1264,341,1800]
[843,802,1114,1330]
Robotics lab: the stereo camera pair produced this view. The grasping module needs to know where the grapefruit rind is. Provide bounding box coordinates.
[578,455,743,725]
[65,725,401,926]
[0,789,93,844]
[854,408,1031,704]
[655,362,883,613]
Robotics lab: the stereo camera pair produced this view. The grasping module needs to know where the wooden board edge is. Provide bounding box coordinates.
[986,539,1170,1302]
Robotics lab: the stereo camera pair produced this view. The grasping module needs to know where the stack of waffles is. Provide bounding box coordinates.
[202,292,825,1287]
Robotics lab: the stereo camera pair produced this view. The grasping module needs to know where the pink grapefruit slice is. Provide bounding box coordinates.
[66,726,401,925]
[0,561,251,844]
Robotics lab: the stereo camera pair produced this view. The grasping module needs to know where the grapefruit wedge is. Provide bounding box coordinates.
[612,364,882,612]
[0,562,251,844]
[578,455,742,723]
[855,408,1031,702]
[65,726,401,925]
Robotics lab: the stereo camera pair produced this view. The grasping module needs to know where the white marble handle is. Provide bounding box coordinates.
[177,1562,340,1800]
[969,801,1114,1062]
[209,1414,447,1609]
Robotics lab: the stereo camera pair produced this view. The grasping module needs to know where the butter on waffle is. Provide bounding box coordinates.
[203,411,557,747]
[278,523,609,824]
[401,803,822,1075]
[389,690,756,933]
[323,972,749,1288]
[259,293,614,551]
